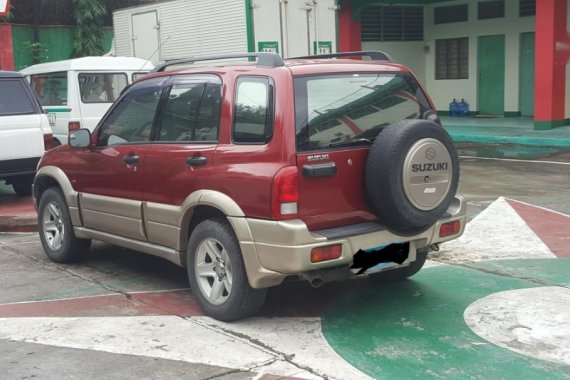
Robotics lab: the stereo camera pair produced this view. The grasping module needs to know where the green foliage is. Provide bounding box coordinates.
[24,41,48,64]
[72,0,107,57]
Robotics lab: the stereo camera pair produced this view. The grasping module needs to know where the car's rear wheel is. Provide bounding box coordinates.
[38,187,91,263]
[187,218,267,321]
[370,248,428,283]
[11,175,34,196]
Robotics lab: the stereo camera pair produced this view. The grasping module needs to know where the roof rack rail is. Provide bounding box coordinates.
[151,52,285,72]
[291,50,392,62]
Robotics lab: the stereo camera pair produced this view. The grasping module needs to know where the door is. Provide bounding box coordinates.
[478,35,505,115]
[66,77,167,240]
[132,11,161,65]
[143,75,222,249]
[519,32,535,117]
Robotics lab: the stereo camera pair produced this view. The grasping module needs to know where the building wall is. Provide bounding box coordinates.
[361,41,425,83]
[423,0,535,113]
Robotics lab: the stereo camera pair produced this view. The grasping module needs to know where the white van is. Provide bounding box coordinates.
[20,57,154,145]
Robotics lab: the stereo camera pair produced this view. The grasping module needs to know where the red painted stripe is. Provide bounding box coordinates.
[507,199,570,258]
[0,290,204,318]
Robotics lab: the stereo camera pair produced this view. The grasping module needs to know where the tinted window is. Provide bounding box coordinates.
[478,0,504,20]
[0,79,37,116]
[79,73,128,103]
[31,72,68,106]
[98,78,165,146]
[294,73,432,152]
[434,4,468,24]
[158,82,221,142]
[233,77,273,144]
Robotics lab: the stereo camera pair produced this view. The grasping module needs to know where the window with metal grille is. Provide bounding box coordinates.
[478,0,504,20]
[361,5,423,42]
[436,38,469,80]
[519,0,536,16]
[434,4,468,24]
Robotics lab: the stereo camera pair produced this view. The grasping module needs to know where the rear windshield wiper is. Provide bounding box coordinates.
[328,137,373,148]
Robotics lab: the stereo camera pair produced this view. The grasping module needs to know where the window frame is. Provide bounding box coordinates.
[30,71,68,107]
[519,0,536,17]
[361,5,424,42]
[435,37,470,80]
[434,4,469,25]
[231,75,275,146]
[478,0,505,20]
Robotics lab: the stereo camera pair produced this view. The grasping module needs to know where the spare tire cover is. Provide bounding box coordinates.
[365,119,459,235]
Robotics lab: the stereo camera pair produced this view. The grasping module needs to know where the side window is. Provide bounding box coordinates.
[158,82,221,142]
[233,77,273,144]
[79,73,128,103]
[30,72,68,106]
[98,78,164,146]
[0,79,37,116]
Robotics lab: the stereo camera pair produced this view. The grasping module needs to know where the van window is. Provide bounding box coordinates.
[0,79,37,116]
[79,73,128,104]
[133,72,148,82]
[31,72,68,107]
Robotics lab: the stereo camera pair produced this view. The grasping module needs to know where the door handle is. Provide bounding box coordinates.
[303,162,337,177]
[123,155,140,164]
[186,156,208,166]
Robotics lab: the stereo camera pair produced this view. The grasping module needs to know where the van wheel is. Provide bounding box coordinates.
[370,248,428,283]
[11,175,34,196]
[38,187,91,263]
[187,218,267,321]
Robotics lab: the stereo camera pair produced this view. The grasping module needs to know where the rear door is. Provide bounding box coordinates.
[143,75,221,248]
[293,72,433,230]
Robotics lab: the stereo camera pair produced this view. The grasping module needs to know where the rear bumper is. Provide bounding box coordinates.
[234,196,466,288]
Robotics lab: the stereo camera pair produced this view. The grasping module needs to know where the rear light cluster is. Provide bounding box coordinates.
[43,133,54,151]
[439,220,461,238]
[68,121,81,132]
[271,166,299,219]
[311,244,342,263]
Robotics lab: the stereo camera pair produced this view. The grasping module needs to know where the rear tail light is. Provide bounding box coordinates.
[439,220,461,238]
[271,166,299,219]
[68,121,81,132]
[311,244,342,263]
[43,133,54,151]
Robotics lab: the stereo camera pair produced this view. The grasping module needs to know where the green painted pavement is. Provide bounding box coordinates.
[322,259,570,379]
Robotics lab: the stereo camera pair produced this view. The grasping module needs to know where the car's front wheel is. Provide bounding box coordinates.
[187,218,267,321]
[38,187,91,263]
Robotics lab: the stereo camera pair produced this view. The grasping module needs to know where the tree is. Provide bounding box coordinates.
[72,0,106,57]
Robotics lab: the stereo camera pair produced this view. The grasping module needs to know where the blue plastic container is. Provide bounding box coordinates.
[449,99,459,117]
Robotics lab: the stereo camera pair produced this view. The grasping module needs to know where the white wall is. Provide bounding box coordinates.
[252,0,337,58]
[423,0,535,113]
[362,41,426,83]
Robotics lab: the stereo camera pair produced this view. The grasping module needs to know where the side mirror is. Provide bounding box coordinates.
[69,129,91,148]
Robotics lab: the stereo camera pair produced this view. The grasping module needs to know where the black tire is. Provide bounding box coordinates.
[38,187,91,263]
[365,120,459,235]
[11,175,34,196]
[187,218,267,321]
[370,248,428,283]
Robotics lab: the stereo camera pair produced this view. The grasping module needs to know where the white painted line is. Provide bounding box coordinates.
[434,197,556,264]
[459,156,570,165]
[506,198,570,219]
[464,287,570,365]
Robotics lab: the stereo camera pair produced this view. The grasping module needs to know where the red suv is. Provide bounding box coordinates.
[33,52,465,321]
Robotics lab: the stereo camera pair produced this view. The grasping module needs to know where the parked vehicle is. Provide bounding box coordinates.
[33,51,465,321]
[20,56,154,146]
[0,71,53,196]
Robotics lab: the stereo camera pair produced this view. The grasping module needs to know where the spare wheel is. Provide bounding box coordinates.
[365,119,459,235]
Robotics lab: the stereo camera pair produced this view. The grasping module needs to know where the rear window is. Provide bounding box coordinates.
[0,79,37,116]
[79,73,128,103]
[294,73,433,152]
[31,72,68,107]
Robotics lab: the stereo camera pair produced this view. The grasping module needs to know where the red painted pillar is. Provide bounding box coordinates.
[534,0,568,130]
[0,24,15,71]
[338,1,361,52]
